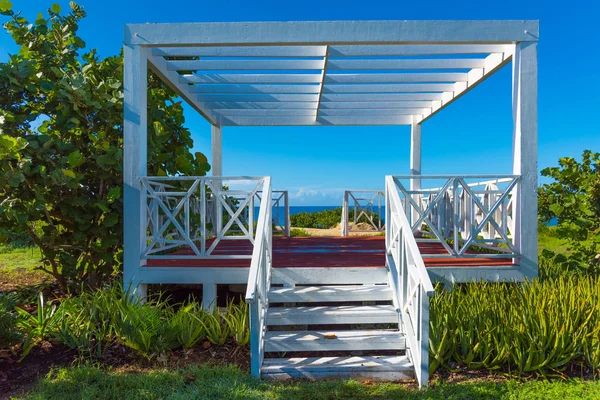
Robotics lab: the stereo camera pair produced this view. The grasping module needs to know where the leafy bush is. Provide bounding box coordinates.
[0,3,210,291]
[290,228,311,237]
[12,286,250,360]
[290,208,381,229]
[538,150,600,275]
[429,276,600,377]
[0,293,22,348]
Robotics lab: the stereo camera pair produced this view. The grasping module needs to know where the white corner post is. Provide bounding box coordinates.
[211,125,222,176]
[203,124,222,310]
[512,41,538,278]
[123,44,149,299]
[410,120,422,227]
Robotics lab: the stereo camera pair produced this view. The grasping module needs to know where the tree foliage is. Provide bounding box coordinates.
[538,150,600,274]
[0,3,210,291]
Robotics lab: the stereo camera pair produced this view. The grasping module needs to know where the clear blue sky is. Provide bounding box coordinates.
[2,0,598,205]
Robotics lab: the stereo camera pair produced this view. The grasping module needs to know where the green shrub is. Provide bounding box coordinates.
[0,293,22,348]
[15,293,59,359]
[429,276,600,377]
[290,208,381,229]
[290,228,310,237]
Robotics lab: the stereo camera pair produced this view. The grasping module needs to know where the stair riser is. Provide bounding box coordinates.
[267,315,398,326]
[265,340,406,352]
[263,370,415,381]
[272,267,388,286]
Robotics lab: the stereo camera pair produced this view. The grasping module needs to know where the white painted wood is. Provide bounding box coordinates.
[125,20,539,46]
[329,44,513,56]
[138,266,250,284]
[269,285,393,303]
[272,267,388,285]
[262,355,414,381]
[410,120,422,225]
[321,93,444,102]
[216,115,414,126]
[327,58,485,70]
[264,330,405,352]
[198,94,319,102]
[189,84,321,94]
[320,101,433,109]
[167,59,325,71]
[420,51,512,123]
[123,44,149,297]
[205,101,319,110]
[325,72,468,84]
[211,125,222,176]
[266,305,398,325]
[512,41,538,278]
[153,45,327,57]
[202,284,217,310]
[181,74,323,85]
[322,83,456,93]
[215,109,317,117]
[319,109,427,117]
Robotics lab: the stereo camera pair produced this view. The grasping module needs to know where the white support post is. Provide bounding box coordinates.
[123,44,149,299]
[410,120,422,227]
[511,41,538,278]
[211,125,222,176]
[202,283,217,310]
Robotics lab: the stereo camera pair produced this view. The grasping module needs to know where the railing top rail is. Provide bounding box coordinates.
[345,189,385,193]
[143,175,267,181]
[414,177,519,193]
[245,176,271,303]
[390,174,520,179]
[386,176,435,296]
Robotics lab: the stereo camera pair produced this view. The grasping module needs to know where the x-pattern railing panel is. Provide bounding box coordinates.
[142,176,268,260]
[391,175,520,258]
[341,190,385,236]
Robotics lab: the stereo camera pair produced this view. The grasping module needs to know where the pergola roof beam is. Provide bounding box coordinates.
[325,72,468,83]
[125,20,539,46]
[180,74,323,84]
[328,44,513,56]
[417,52,513,123]
[326,58,485,70]
[152,45,327,57]
[189,84,321,94]
[321,83,457,93]
[215,115,414,126]
[203,101,319,109]
[320,93,444,101]
[211,108,429,117]
[166,59,325,71]
[197,94,319,102]
[147,55,218,125]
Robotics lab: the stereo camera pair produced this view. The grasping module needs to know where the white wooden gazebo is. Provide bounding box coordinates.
[123,20,538,386]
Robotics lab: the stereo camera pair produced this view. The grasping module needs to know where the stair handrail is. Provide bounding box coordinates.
[245,176,273,378]
[385,175,435,388]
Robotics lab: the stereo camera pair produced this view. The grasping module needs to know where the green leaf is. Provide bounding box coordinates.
[51,3,61,13]
[61,169,76,178]
[106,186,121,203]
[67,150,84,168]
[0,0,12,14]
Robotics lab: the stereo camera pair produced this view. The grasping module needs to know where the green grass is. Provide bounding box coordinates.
[538,225,569,254]
[0,244,42,272]
[15,364,600,400]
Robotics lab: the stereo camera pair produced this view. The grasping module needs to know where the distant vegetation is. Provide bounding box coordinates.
[290,207,381,229]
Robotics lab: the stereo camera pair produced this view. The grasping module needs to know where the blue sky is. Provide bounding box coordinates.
[2,0,598,205]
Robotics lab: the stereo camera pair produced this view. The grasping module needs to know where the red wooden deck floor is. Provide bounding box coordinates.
[145,236,514,268]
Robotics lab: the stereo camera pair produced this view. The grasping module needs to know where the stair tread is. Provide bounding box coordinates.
[262,355,414,380]
[269,285,393,302]
[265,329,405,352]
[266,305,398,326]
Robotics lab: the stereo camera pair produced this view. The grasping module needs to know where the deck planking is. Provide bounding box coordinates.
[145,236,514,268]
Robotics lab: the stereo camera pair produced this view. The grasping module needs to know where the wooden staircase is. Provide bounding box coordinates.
[260,269,415,381]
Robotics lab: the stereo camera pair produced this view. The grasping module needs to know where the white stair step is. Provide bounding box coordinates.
[266,305,398,326]
[265,329,405,352]
[269,285,393,303]
[262,355,414,381]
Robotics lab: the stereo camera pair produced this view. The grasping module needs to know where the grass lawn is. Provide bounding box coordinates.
[16,364,600,400]
[0,244,48,291]
[538,225,569,254]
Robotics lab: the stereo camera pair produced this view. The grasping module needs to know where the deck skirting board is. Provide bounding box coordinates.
[427,265,527,284]
[136,266,250,285]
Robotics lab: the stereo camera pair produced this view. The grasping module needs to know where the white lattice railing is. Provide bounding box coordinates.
[393,175,520,258]
[341,190,385,236]
[141,176,269,260]
[385,176,434,388]
[245,177,272,378]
